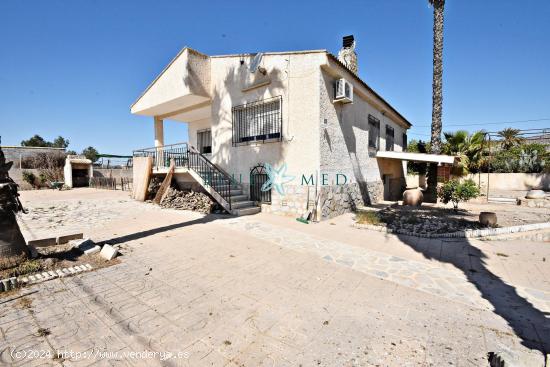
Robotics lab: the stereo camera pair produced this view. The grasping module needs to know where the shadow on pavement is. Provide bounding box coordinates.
[395,232,549,362]
[99,213,234,245]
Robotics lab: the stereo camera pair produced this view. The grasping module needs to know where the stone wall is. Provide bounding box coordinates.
[261,185,313,218]
[260,181,384,220]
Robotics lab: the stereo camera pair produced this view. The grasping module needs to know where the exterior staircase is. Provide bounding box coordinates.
[133,143,260,216]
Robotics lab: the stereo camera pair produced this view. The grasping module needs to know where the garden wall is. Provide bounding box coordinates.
[406,173,550,192]
[464,172,550,192]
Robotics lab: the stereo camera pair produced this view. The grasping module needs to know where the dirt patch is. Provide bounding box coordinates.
[0,243,119,280]
[357,202,550,235]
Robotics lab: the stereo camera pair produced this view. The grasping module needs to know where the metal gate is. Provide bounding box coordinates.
[250,164,271,203]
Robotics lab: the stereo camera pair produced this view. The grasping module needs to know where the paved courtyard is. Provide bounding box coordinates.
[2,188,549,366]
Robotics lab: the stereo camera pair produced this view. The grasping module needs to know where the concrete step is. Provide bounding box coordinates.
[231,200,255,209]
[230,194,249,202]
[232,206,261,216]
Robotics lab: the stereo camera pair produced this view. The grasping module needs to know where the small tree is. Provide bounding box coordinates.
[437,179,480,210]
[21,135,50,147]
[81,146,99,163]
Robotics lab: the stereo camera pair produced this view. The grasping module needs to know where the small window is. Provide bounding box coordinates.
[197,129,212,154]
[402,133,408,151]
[386,126,395,151]
[368,115,380,149]
[232,96,282,146]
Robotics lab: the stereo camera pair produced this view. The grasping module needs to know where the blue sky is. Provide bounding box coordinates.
[1,0,549,154]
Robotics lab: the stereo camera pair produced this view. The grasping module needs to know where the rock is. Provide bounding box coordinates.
[100,244,118,260]
[525,189,546,199]
[43,258,56,268]
[402,188,423,206]
[479,212,497,227]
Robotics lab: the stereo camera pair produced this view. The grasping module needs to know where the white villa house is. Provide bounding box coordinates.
[131,36,449,219]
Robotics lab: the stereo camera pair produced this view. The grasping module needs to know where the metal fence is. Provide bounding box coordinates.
[90,177,133,191]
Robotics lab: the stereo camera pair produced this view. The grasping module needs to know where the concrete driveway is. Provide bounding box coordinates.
[2,188,549,366]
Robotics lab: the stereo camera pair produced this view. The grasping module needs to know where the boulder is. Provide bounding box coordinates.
[403,188,423,206]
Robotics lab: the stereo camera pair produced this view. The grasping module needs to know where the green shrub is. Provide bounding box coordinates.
[438,179,480,210]
[21,171,37,188]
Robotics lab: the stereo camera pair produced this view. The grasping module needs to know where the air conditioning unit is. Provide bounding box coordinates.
[334,78,353,103]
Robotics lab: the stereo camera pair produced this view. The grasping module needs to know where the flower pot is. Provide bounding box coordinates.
[403,187,423,206]
[479,212,497,227]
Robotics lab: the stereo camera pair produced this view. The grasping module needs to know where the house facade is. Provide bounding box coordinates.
[131,37,411,219]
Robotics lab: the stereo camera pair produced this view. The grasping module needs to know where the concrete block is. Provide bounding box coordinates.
[41,272,50,279]
[57,233,83,245]
[56,270,65,277]
[84,264,93,270]
[20,277,29,284]
[27,237,57,248]
[9,277,17,288]
[83,245,100,255]
[28,275,36,282]
[1,279,10,291]
[62,268,71,275]
[100,244,118,260]
[48,271,56,277]
[35,274,43,281]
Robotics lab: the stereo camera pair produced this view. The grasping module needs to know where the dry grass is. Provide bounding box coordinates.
[356,211,381,226]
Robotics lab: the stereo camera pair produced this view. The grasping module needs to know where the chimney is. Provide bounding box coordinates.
[337,35,358,75]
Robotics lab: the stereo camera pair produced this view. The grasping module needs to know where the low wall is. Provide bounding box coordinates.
[8,168,41,190]
[406,173,550,192]
[465,173,549,192]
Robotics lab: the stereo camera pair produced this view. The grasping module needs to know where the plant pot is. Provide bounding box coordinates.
[403,188,423,206]
[479,211,497,227]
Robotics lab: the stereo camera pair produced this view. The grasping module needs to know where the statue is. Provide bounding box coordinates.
[0,144,28,261]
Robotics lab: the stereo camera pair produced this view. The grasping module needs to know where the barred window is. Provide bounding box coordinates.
[402,133,407,151]
[232,96,282,146]
[386,125,395,151]
[368,115,380,149]
[197,129,212,154]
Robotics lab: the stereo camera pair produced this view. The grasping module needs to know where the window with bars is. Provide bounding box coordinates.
[232,96,282,146]
[386,125,395,151]
[368,115,380,149]
[197,129,212,154]
[402,133,407,151]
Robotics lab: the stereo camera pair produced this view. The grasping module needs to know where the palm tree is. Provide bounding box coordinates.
[498,128,524,150]
[442,130,486,175]
[426,0,446,201]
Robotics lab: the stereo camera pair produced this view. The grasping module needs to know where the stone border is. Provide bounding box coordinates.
[353,222,550,239]
[0,264,93,293]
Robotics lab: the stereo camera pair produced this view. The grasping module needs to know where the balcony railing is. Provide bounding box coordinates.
[133,143,189,169]
[132,142,233,209]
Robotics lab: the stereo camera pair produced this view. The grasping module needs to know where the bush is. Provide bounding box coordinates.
[21,171,38,188]
[437,179,480,210]
[487,143,548,173]
[21,152,65,169]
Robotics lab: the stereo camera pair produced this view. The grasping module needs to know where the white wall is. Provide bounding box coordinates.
[203,52,323,185]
